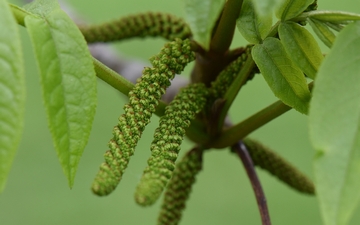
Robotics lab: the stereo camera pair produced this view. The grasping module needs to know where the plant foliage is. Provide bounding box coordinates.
[24,0,97,188]
[2,0,360,224]
[0,0,25,193]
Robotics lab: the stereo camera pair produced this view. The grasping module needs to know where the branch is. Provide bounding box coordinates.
[232,141,271,225]
[211,100,291,148]
[210,0,243,54]
[191,0,244,86]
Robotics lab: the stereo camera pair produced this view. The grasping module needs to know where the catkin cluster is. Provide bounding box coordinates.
[210,46,253,99]
[79,12,192,43]
[243,138,315,194]
[135,83,208,206]
[157,149,203,225]
[91,39,195,196]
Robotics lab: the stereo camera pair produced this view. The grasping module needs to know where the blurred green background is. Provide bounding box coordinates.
[1,0,360,224]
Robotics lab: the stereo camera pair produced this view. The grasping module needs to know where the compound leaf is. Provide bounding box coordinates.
[279,21,323,79]
[24,0,97,188]
[309,21,360,225]
[275,0,313,21]
[252,37,310,114]
[304,10,360,23]
[252,0,281,17]
[308,18,336,48]
[0,0,25,193]
[182,0,225,50]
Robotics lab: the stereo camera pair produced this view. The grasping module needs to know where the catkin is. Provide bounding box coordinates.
[134,83,208,206]
[243,138,315,194]
[79,12,192,43]
[91,39,195,196]
[157,148,203,225]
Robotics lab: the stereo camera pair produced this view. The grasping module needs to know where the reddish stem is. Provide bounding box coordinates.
[233,141,271,225]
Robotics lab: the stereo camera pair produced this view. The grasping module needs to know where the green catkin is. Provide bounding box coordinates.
[242,138,315,194]
[210,46,253,99]
[79,12,192,43]
[91,39,195,196]
[134,83,208,206]
[157,149,203,225]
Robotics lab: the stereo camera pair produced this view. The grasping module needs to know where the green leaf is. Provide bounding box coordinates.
[24,1,97,188]
[24,0,58,15]
[252,0,281,17]
[304,10,360,23]
[275,0,313,21]
[279,21,323,79]
[236,0,272,44]
[182,0,225,50]
[252,37,310,114]
[308,18,336,48]
[0,0,25,193]
[325,22,345,32]
[309,21,360,225]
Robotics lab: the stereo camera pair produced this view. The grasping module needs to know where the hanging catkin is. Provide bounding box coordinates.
[243,138,315,194]
[79,12,192,43]
[157,148,203,225]
[134,83,208,206]
[91,38,195,196]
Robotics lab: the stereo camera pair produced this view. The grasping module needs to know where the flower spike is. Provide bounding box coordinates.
[79,12,192,43]
[91,39,195,196]
[157,148,203,225]
[134,83,208,206]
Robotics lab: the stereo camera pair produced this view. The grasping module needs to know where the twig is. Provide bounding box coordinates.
[211,100,291,148]
[232,141,271,225]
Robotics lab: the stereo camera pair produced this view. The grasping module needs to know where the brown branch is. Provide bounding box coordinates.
[232,141,271,225]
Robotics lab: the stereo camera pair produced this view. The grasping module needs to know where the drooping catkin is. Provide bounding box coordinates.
[91,39,195,196]
[79,12,192,43]
[157,148,203,225]
[134,83,208,206]
[243,138,315,194]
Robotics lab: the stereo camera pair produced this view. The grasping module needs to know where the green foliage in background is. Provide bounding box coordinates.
[2,0,360,224]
